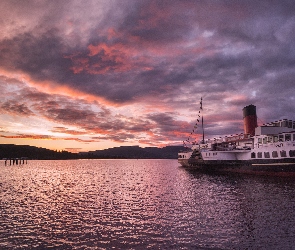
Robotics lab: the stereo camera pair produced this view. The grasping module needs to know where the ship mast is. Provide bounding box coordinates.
[200,97,204,143]
[182,97,205,148]
[202,116,204,143]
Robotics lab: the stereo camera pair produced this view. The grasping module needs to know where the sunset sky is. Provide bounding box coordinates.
[0,0,294,152]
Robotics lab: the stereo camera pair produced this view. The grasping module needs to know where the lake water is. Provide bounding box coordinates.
[0,159,295,249]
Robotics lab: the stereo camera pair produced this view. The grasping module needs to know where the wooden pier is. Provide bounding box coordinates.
[3,157,28,166]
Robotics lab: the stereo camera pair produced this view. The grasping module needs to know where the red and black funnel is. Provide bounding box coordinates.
[243,104,257,136]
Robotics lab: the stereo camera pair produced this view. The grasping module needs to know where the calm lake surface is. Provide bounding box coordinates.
[0,159,295,249]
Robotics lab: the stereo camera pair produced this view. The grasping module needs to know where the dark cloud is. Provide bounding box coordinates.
[51,127,87,136]
[148,112,186,131]
[1,101,33,116]
[0,31,73,82]
[0,133,97,143]
[1,0,295,104]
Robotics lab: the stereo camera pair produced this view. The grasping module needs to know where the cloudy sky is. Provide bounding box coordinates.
[0,0,294,152]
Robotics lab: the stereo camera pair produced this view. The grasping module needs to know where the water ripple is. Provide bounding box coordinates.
[1,159,295,249]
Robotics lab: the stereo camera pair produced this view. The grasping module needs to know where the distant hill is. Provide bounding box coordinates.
[82,145,185,159]
[0,144,78,160]
[0,144,185,160]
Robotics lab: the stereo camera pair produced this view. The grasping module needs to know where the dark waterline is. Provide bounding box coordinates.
[0,159,295,249]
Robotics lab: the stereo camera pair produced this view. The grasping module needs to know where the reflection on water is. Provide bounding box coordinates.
[0,159,295,249]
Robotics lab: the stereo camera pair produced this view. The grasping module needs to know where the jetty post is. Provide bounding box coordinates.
[3,157,28,166]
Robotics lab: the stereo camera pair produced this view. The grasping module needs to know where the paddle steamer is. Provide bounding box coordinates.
[178,104,295,175]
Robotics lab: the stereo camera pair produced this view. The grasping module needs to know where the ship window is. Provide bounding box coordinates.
[258,152,262,158]
[274,136,278,142]
[264,152,270,158]
[268,137,273,143]
[263,137,267,144]
[282,120,288,127]
[289,150,295,157]
[285,134,291,141]
[279,134,284,142]
[280,150,287,157]
[258,138,262,144]
[272,151,278,158]
[251,152,256,158]
[293,134,295,141]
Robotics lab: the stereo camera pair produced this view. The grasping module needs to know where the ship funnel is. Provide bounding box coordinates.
[243,104,257,136]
